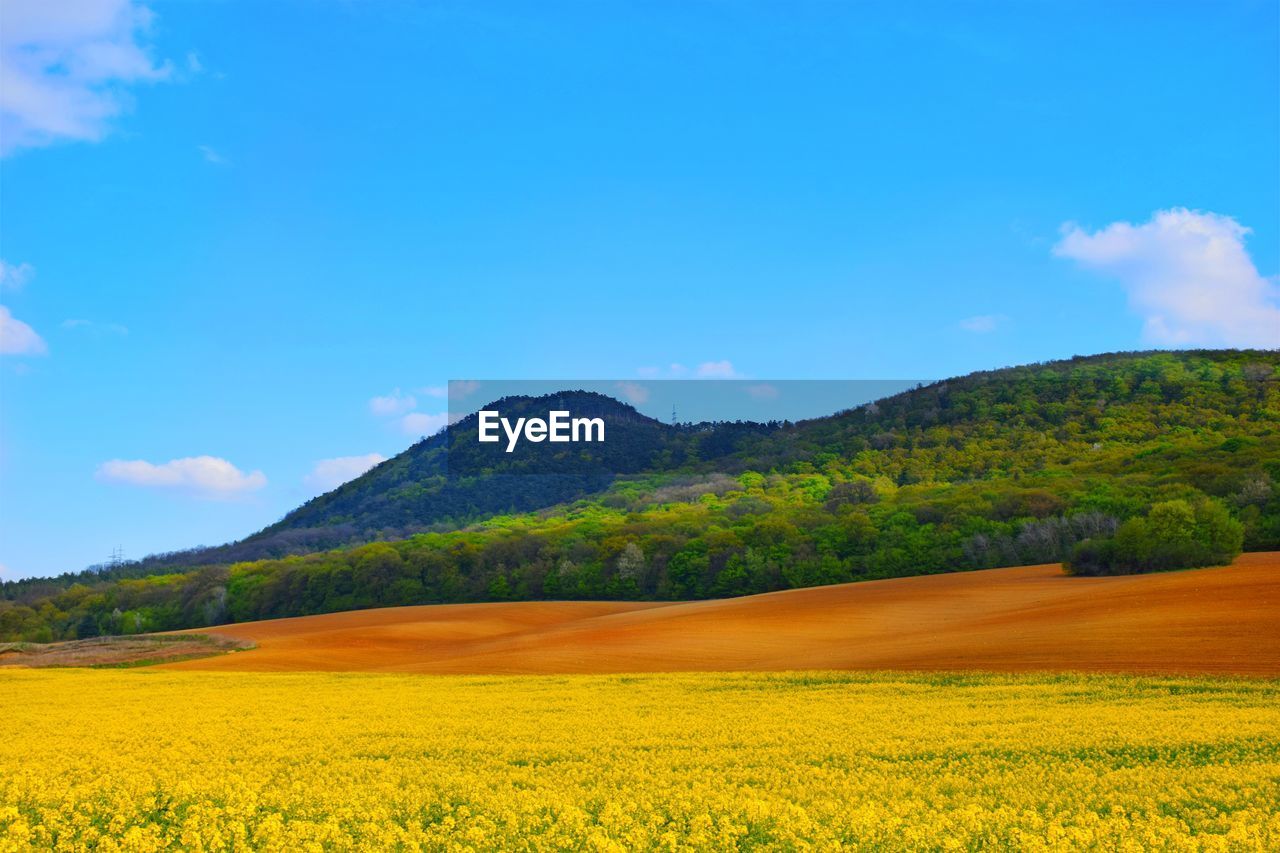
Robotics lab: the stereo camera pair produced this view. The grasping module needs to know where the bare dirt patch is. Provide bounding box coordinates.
[0,634,253,668]
[165,553,1280,677]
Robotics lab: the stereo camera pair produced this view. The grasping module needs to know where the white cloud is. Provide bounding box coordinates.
[638,361,743,379]
[615,381,650,404]
[958,314,1005,334]
[197,144,226,165]
[448,380,480,400]
[96,455,266,498]
[303,453,386,492]
[641,363,690,378]
[372,385,453,436]
[369,388,417,417]
[1054,208,1280,348]
[0,0,171,155]
[0,260,33,291]
[0,305,47,355]
[745,383,779,400]
[401,412,448,436]
[694,360,741,379]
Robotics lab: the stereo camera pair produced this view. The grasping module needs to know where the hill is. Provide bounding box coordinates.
[216,347,1280,562]
[23,391,780,580]
[2,349,1278,643]
[253,390,781,542]
[164,553,1280,677]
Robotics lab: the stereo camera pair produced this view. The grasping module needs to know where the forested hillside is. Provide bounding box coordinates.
[35,392,784,579]
[3,350,1277,642]
[255,391,782,541]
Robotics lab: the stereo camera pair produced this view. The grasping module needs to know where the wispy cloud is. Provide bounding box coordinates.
[638,360,744,379]
[63,318,129,335]
[1054,208,1280,348]
[400,412,448,436]
[370,385,448,437]
[197,144,227,165]
[0,0,173,155]
[303,453,386,492]
[694,360,741,379]
[369,388,417,416]
[0,305,47,355]
[448,380,479,400]
[96,455,266,498]
[615,381,650,404]
[0,260,33,291]
[958,314,1005,334]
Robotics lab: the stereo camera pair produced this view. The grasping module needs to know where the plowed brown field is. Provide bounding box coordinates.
[165,552,1280,676]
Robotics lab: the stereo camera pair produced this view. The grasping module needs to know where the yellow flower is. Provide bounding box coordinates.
[0,670,1276,850]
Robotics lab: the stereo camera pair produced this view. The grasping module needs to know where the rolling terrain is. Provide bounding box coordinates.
[166,552,1280,677]
[7,350,1278,647]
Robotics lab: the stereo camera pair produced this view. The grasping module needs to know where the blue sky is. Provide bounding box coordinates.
[1,0,1277,579]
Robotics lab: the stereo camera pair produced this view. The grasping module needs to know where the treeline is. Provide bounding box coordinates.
[2,466,1270,642]
[3,350,1276,642]
[251,348,1280,558]
[66,348,1280,578]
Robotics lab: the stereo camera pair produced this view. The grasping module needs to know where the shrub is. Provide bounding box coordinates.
[1066,497,1243,576]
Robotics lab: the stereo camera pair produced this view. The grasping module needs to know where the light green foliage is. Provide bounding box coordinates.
[3,351,1276,640]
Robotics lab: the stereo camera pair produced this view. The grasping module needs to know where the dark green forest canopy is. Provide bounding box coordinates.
[4,349,1277,642]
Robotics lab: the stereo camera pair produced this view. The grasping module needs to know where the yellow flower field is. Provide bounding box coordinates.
[2,670,1278,851]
